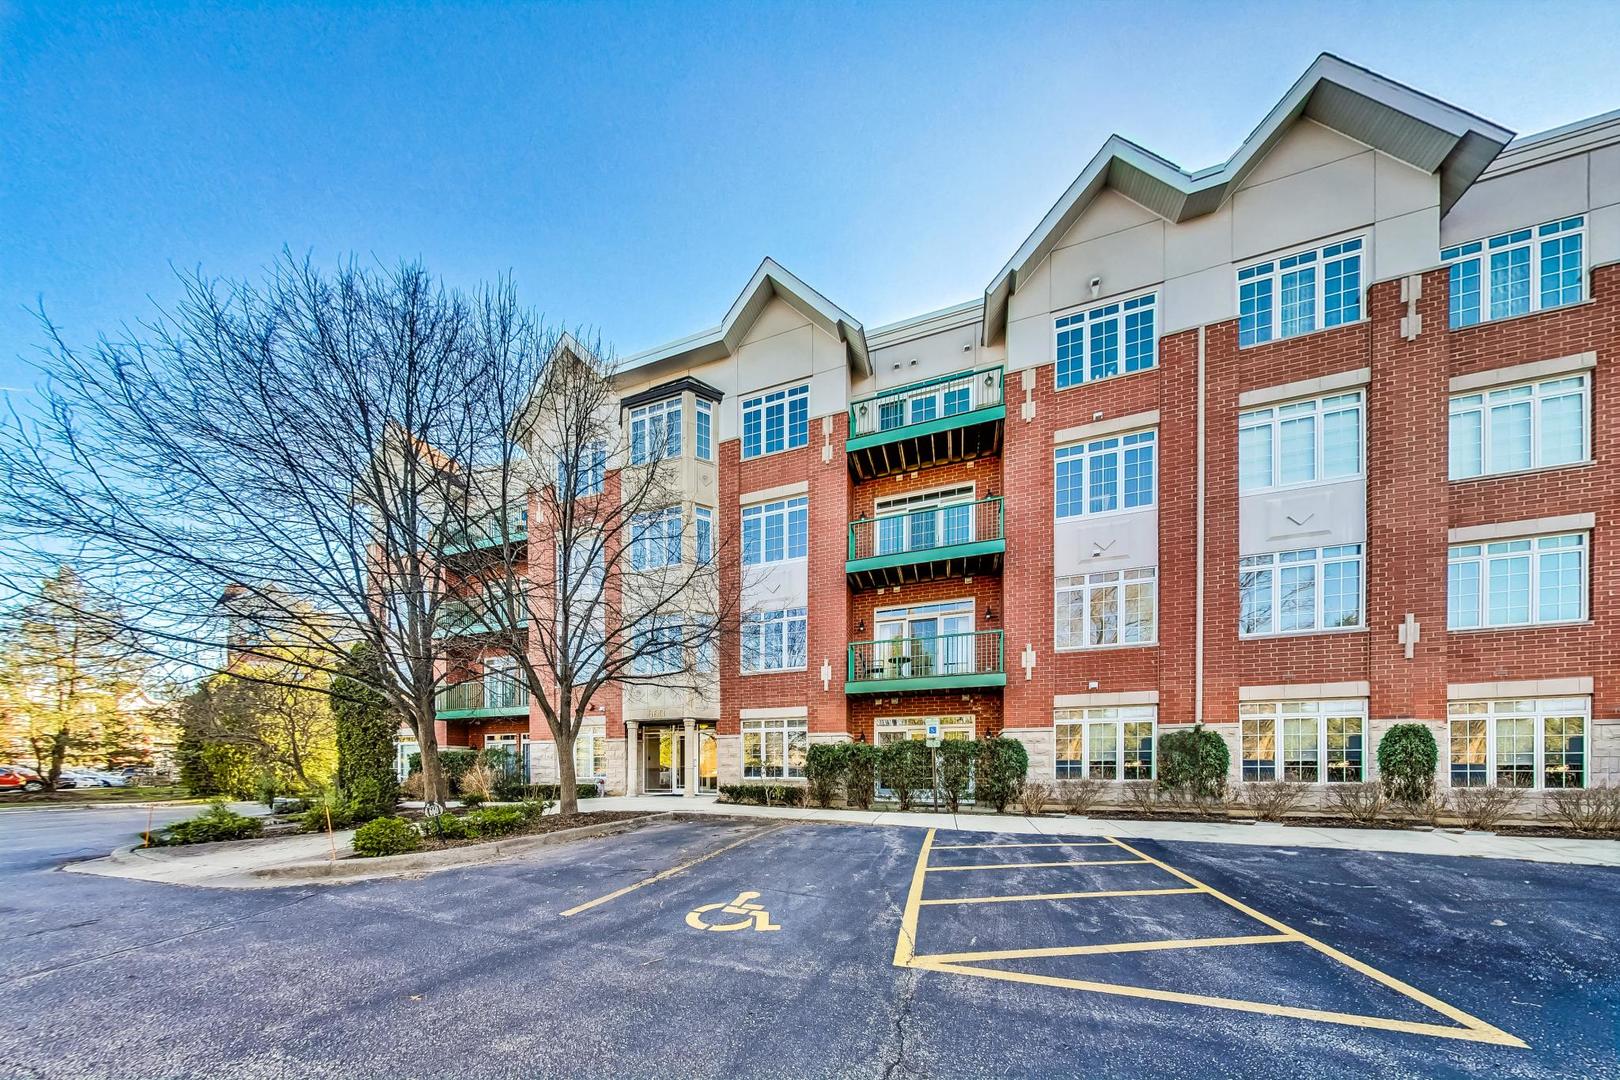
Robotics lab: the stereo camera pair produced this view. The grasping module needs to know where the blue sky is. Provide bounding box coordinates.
[5,0,1620,400]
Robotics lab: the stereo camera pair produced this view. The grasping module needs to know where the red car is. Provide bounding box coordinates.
[0,765,47,792]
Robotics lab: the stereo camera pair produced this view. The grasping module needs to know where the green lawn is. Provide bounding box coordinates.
[1,785,201,806]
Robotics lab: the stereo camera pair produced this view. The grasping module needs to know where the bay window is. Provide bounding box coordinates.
[1054,292,1157,388]
[1448,698,1587,789]
[1447,532,1586,629]
[1239,544,1363,636]
[629,507,681,570]
[1240,700,1365,783]
[629,398,681,465]
[1054,567,1157,649]
[1054,707,1156,781]
[1443,217,1584,328]
[1448,374,1588,479]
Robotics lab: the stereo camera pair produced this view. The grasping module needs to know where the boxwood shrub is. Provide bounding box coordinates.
[974,737,1030,813]
[843,744,880,810]
[151,801,264,846]
[1156,724,1230,801]
[1378,723,1438,804]
[804,744,849,808]
[352,816,422,858]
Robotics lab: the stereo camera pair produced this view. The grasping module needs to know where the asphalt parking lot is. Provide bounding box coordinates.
[2,807,1618,1079]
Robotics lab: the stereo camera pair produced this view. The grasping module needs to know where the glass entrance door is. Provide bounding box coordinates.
[698,724,718,793]
[642,726,685,794]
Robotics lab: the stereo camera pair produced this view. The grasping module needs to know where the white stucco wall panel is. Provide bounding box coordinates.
[1053,508,1158,577]
[1232,152,1375,261]
[1441,155,1588,246]
[1048,221,1166,315]
[1238,478,1367,555]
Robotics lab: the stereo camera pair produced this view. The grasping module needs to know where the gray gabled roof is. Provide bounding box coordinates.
[618,257,870,381]
[981,53,1515,344]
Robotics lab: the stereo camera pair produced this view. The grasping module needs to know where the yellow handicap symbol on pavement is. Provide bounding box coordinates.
[685,891,781,933]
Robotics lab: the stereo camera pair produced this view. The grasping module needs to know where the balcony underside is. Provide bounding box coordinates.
[435,705,531,721]
[843,672,1008,695]
[845,406,1005,481]
[845,541,1005,591]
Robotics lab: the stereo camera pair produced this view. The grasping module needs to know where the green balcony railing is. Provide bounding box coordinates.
[848,497,1004,561]
[845,630,1005,693]
[442,507,528,559]
[435,599,529,639]
[848,365,1004,440]
[435,674,530,717]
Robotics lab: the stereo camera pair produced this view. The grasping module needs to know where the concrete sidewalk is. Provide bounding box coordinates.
[589,794,1620,867]
[65,828,359,889]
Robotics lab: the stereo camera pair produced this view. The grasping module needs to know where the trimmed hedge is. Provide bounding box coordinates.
[1157,725,1230,801]
[844,745,880,810]
[1378,723,1438,804]
[804,744,848,809]
[352,816,421,858]
[718,783,805,807]
[974,737,1029,813]
[936,741,975,813]
[151,801,263,846]
[525,783,598,802]
[878,740,933,811]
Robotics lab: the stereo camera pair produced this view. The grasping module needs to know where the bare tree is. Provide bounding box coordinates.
[1,255,728,811]
[465,340,731,814]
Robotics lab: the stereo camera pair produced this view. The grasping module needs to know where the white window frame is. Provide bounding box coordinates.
[1053,707,1157,781]
[629,397,682,465]
[1054,567,1157,650]
[1443,216,1586,328]
[741,495,808,567]
[1053,428,1157,521]
[1447,532,1587,630]
[556,441,606,497]
[740,607,808,674]
[629,617,682,676]
[1238,391,1364,493]
[1052,290,1158,389]
[1237,234,1364,347]
[695,398,714,462]
[1447,697,1588,790]
[872,483,976,555]
[629,507,682,571]
[573,728,608,779]
[874,715,976,744]
[1239,699,1367,784]
[694,505,714,565]
[741,715,807,780]
[740,383,810,460]
[1448,374,1590,480]
[1238,544,1365,637]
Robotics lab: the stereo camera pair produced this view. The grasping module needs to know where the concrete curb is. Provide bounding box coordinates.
[0,799,208,814]
[250,811,672,882]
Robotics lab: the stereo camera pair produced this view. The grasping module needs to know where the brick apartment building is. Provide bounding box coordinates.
[419,54,1620,811]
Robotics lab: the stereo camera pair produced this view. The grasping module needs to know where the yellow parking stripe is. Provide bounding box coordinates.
[918,886,1201,906]
[926,858,1148,872]
[1102,837,1526,1047]
[930,841,1117,850]
[892,828,935,966]
[913,959,1528,1047]
[914,933,1297,965]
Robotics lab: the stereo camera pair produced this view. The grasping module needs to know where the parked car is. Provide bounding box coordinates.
[0,766,47,793]
[62,768,129,788]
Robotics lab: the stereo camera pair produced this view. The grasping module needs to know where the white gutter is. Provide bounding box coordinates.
[1194,325,1207,724]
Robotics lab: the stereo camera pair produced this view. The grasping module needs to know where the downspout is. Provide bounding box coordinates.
[1194,326,1207,725]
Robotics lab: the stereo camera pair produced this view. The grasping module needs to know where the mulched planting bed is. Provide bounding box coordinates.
[414,809,651,851]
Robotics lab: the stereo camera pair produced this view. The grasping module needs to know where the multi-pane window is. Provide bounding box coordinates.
[876,375,975,431]
[1238,391,1362,492]
[629,398,682,465]
[695,506,713,565]
[1240,700,1365,783]
[1238,238,1362,346]
[556,442,607,497]
[1054,293,1158,388]
[876,716,975,744]
[741,496,808,566]
[742,715,807,779]
[1239,545,1363,636]
[1448,698,1587,789]
[1054,568,1157,649]
[1449,375,1588,479]
[872,485,975,555]
[629,508,682,570]
[1447,532,1586,629]
[1443,217,1585,328]
[1054,430,1156,519]
[1054,707,1156,781]
[741,384,810,459]
[741,608,808,672]
[629,617,682,675]
[695,399,713,461]
[573,730,608,779]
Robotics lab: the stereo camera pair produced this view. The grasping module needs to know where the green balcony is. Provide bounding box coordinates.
[442,507,528,563]
[846,366,1005,481]
[434,600,528,640]
[847,496,1005,590]
[845,630,1005,694]
[435,675,531,719]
